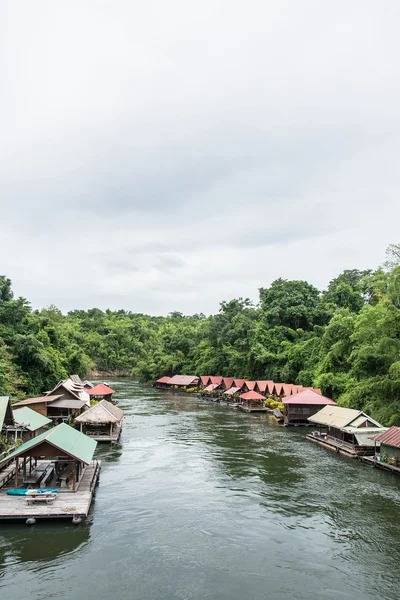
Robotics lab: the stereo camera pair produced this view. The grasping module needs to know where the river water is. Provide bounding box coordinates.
[1,380,400,600]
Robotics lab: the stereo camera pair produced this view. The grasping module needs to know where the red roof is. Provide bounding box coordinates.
[281,389,336,406]
[266,382,276,394]
[282,384,293,397]
[244,380,256,391]
[256,380,273,393]
[224,387,241,395]
[373,427,400,448]
[200,376,212,386]
[88,383,116,396]
[274,383,284,395]
[210,376,223,385]
[233,379,245,388]
[223,377,234,389]
[169,375,199,386]
[239,390,266,401]
[204,383,219,392]
[157,376,171,383]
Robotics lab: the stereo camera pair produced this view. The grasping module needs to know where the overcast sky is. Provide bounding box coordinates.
[1,1,399,315]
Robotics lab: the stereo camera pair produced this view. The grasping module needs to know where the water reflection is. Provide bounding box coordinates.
[0,521,90,565]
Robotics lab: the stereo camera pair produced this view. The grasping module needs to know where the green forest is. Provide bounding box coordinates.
[1,244,400,425]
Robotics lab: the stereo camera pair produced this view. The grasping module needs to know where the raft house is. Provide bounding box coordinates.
[75,400,124,442]
[0,423,100,523]
[358,427,400,475]
[8,407,52,442]
[281,389,337,426]
[238,390,268,413]
[88,383,117,404]
[307,405,386,457]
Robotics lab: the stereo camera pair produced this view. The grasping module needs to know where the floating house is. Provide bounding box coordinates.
[0,397,14,434]
[46,376,90,407]
[255,381,274,395]
[233,379,246,391]
[167,375,199,388]
[238,391,268,413]
[155,376,171,389]
[75,400,123,442]
[307,405,385,457]
[243,381,257,392]
[222,377,234,391]
[203,383,221,394]
[199,376,212,389]
[282,389,336,426]
[10,407,52,442]
[13,395,63,417]
[0,423,100,522]
[223,386,241,399]
[88,383,116,403]
[46,398,87,422]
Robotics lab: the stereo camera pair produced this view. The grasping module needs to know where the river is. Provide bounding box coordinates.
[1,380,400,600]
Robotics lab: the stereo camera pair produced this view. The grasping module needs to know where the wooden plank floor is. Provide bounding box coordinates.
[0,460,101,521]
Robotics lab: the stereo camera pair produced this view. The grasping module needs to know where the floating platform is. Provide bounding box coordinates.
[307,433,360,458]
[0,460,101,522]
[358,455,400,475]
[238,405,269,413]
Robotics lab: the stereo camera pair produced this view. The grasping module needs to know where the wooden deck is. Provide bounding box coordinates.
[238,405,269,413]
[306,433,374,457]
[359,455,400,475]
[84,425,122,443]
[0,460,101,521]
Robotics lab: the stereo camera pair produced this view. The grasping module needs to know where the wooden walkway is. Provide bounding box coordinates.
[0,460,101,521]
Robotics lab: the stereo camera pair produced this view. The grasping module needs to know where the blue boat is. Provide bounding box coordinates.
[6,488,58,496]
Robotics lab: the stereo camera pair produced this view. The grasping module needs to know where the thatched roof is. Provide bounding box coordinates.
[75,400,124,424]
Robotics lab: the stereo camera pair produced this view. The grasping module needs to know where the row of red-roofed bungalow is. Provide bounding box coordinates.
[155,375,332,424]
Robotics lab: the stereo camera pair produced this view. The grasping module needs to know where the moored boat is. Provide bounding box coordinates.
[6,488,58,496]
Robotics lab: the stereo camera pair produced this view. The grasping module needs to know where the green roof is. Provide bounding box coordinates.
[0,423,97,465]
[0,396,14,430]
[12,407,52,432]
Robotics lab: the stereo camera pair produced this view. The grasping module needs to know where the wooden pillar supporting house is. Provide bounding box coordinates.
[15,457,19,487]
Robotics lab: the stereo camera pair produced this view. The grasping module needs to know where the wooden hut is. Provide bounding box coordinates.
[222,377,234,391]
[233,379,246,391]
[273,383,284,397]
[373,427,400,467]
[82,380,94,391]
[307,406,385,457]
[167,375,199,388]
[199,376,212,389]
[0,397,14,434]
[243,381,257,392]
[75,400,123,442]
[0,423,97,492]
[88,383,116,403]
[46,377,90,407]
[155,376,171,389]
[46,398,87,423]
[282,389,336,425]
[255,381,274,395]
[238,391,268,413]
[12,395,63,417]
[10,407,52,442]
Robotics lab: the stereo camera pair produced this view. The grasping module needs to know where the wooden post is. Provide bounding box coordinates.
[15,458,19,487]
[110,423,113,438]
[80,423,83,433]
[23,457,27,479]
[72,461,76,491]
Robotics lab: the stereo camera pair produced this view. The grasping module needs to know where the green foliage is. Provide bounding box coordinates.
[1,243,400,425]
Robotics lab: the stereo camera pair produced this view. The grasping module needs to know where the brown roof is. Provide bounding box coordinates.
[282,390,336,406]
[13,395,63,407]
[48,398,86,410]
[373,427,400,448]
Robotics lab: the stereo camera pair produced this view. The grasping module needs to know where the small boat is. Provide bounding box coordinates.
[6,488,58,496]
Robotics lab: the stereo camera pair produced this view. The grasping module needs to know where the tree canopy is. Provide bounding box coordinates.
[1,246,400,425]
